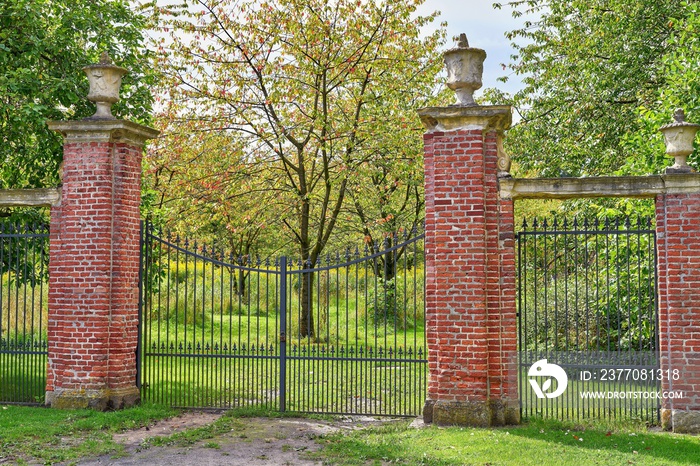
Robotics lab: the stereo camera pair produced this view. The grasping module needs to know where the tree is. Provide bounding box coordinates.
[152,0,444,337]
[0,0,155,193]
[346,107,425,281]
[494,0,687,179]
[144,127,285,297]
[624,1,700,176]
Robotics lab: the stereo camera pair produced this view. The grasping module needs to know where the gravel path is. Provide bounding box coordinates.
[66,413,395,466]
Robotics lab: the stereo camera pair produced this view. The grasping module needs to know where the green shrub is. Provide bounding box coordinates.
[368,277,411,330]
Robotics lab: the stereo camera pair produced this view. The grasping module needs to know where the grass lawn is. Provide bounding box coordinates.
[313,417,700,466]
[1,404,699,465]
[0,403,178,465]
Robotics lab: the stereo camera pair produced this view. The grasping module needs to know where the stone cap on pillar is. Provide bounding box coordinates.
[48,119,160,146]
[444,33,487,107]
[418,105,512,133]
[418,34,514,176]
[659,109,700,174]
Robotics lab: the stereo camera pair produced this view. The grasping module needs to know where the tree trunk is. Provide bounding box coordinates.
[383,249,396,281]
[237,269,246,298]
[299,270,315,339]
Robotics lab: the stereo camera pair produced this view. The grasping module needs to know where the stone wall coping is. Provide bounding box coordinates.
[0,188,61,207]
[47,119,160,146]
[499,173,700,200]
[418,105,512,133]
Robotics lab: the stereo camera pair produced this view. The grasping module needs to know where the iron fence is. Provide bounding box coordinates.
[517,216,659,423]
[140,223,427,415]
[0,220,49,405]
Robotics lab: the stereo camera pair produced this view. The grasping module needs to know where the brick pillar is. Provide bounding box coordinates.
[656,189,700,433]
[419,106,519,426]
[45,119,158,409]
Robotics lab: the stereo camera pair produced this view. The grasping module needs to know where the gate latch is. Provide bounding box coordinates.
[280,332,286,343]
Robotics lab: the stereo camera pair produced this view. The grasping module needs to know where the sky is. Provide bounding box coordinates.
[416,0,534,96]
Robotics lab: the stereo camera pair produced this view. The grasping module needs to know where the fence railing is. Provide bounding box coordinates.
[517,216,660,423]
[140,223,427,415]
[0,220,49,405]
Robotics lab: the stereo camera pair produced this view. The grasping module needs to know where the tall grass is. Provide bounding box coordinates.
[0,273,48,343]
[143,260,426,349]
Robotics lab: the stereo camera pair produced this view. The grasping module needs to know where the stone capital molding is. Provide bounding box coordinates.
[499,173,700,200]
[47,119,160,147]
[418,105,512,133]
[0,188,61,207]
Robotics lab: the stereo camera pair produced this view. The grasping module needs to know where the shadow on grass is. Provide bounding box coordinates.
[508,418,700,465]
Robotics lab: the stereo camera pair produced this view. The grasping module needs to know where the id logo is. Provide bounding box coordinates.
[528,359,568,399]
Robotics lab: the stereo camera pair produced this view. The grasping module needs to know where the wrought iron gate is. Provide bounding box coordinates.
[0,220,49,405]
[139,223,427,415]
[517,217,660,423]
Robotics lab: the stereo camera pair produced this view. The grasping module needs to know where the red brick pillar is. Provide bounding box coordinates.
[656,188,700,432]
[45,119,158,409]
[419,106,519,426]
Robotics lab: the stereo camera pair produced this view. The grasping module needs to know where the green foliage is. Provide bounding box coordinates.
[150,0,445,337]
[149,0,443,261]
[367,276,419,330]
[495,0,695,181]
[620,1,700,175]
[0,0,155,191]
[518,217,657,352]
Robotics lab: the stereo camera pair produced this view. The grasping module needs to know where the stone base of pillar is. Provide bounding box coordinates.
[423,399,520,427]
[45,386,140,411]
[662,409,700,433]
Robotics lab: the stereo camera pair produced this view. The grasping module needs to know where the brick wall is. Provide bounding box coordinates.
[424,129,489,403]
[107,141,144,388]
[46,120,157,409]
[656,193,700,431]
[421,106,518,425]
[48,140,115,393]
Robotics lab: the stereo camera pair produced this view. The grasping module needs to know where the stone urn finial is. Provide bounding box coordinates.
[659,108,700,174]
[83,52,128,119]
[443,33,486,107]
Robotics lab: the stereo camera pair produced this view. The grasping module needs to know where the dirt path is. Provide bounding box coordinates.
[68,412,394,466]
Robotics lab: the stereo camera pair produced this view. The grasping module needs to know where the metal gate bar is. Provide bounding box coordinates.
[0,220,49,405]
[140,223,427,416]
[517,216,659,422]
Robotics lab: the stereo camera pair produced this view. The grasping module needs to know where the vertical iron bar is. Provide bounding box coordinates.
[136,221,144,390]
[20,223,28,401]
[218,248,225,408]
[0,223,4,403]
[12,223,19,402]
[264,265,269,409]
[583,221,590,419]
[174,236,181,407]
[571,220,578,419]
[516,225,521,418]
[40,224,48,402]
[651,221,660,423]
[279,256,287,412]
